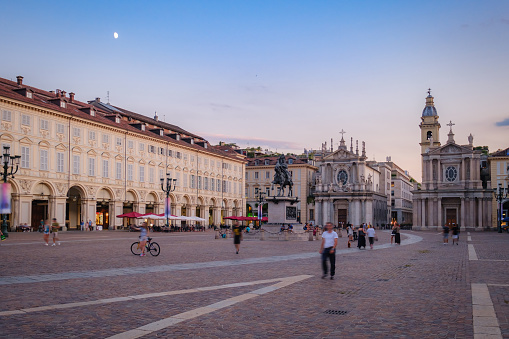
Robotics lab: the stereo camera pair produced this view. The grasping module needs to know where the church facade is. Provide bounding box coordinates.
[412,91,493,231]
[313,136,391,227]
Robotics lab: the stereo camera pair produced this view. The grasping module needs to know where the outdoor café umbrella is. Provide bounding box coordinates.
[116,212,144,218]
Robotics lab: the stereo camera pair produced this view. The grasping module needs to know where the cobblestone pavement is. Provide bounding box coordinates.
[0,229,508,338]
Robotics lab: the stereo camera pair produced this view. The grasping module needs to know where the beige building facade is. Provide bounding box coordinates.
[489,148,509,228]
[0,76,245,231]
[245,156,317,223]
[388,161,415,225]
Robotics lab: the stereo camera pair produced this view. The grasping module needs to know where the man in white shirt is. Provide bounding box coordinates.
[366,226,376,249]
[319,222,339,280]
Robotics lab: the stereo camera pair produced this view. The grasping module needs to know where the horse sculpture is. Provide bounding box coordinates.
[271,155,293,197]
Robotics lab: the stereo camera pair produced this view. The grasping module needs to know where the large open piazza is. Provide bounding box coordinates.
[1,230,508,338]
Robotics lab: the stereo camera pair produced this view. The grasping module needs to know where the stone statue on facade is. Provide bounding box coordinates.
[272,155,293,197]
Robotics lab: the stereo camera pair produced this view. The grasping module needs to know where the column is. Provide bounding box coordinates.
[469,198,474,229]
[437,198,442,227]
[477,198,483,229]
[365,199,373,225]
[360,199,365,224]
[428,198,434,229]
[213,207,221,226]
[53,197,67,230]
[316,199,322,225]
[460,198,466,231]
[356,200,362,226]
[10,194,20,231]
[322,200,329,224]
[421,199,426,228]
[412,197,418,228]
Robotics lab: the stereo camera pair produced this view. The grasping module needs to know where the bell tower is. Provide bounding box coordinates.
[419,89,441,154]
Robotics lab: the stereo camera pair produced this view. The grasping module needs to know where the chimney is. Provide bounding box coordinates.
[61,90,66,98]
[16,76,23,86]
[154,111,159,121]
[95,97,101,102]
[69,92,75,102]
[56,89,61,98]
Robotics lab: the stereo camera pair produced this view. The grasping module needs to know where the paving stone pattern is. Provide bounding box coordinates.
[0,229,508,338]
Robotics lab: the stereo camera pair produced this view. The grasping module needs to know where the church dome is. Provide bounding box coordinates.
[422,92,438,117]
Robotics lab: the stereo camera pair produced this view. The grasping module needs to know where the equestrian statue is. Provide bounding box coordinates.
[272,155,293,197]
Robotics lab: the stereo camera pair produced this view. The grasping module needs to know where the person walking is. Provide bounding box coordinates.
[357,224,366,249]
[347,224,353,248]
[43,219,50,246]
[51,218,61,246]
[451,224,459,245]
[88,219,93,231]
[232,221,242,254]
[319,222,338,280]
[393,223,401,245]
[366,225,376,249]
[80,220,85,231]
[442,224,450,245]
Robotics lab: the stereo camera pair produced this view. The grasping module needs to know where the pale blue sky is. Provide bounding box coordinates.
[1,0,508,179]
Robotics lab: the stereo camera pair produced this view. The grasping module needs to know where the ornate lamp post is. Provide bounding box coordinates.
[1,145,20,237]
[160,173,177,228]
[493,183,508,233]
[255,190,266,226]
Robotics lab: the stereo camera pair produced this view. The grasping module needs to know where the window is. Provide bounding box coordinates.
[264,160,269,165]
[183,153,188,161]
[128,140,134,149]
[191,155,195,162]
[60,101,66,108]
[149,168,154,183]
[211,178,215,191]
[127,164,133,181]
[198,176,202,189]
[176,152,182,159]
[168,150,173,157]
[183,174,188,187]
[159,169,164,181]
[245,172,248,179]
[89,131,96,140]
[245,187,248,197]
[139,143,145,151]
[288,159,294,164]
[265,187,270,195]
[337,170,348,185]
[222,180,227,193]
[21,114,30,126]
[139,166,145,182]
[445,166,458,182]
[57,152,64,172]
[40,149,48,170]
[102,134,109,144]
[73,127,81,138]
[211,160,215,168]
[88,158,95,176]
[57,124,65,134]
[158,147,164,155]
[21,146,30,168]
[217,179,221,192]
[2,110,11,122]
[254,172,259,179]
[102,160,109,178]
[265,171,270,179]
[190,175,195,188]
[116,137,122,147]
[175,172,181,186]
[27,92,32,99]
[116,162,122,180]
[73,155,80,174]
[149,145,155,153]
[204,177,209,190]
[255,187,259,194]
[40,119,49,130]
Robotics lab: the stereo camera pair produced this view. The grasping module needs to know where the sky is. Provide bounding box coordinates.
[1,0,508,180]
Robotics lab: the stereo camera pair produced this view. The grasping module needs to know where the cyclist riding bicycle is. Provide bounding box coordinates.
[133,222,149,257]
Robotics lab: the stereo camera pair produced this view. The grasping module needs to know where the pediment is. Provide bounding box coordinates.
[87,149,97,156]
[323,148,356,161]
[430,143,471,155]
[55,143,67,151]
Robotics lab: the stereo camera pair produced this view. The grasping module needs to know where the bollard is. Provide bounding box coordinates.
[316,230,322,241]
[260,229,265,241]
[284,229,289,241]
[215,230,219,239]
[338,229,343,238]
[308,231,314,241]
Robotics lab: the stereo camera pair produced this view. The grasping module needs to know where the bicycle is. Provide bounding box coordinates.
[131,237,160,256]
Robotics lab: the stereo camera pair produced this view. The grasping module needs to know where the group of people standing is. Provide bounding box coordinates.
[443,224,460,245]
[43,218,61,246]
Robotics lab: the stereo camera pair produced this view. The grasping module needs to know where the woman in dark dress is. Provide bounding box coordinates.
[357,224,366,249]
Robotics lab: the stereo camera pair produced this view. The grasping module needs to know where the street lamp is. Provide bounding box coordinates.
[493,183,508,233]
[255,190,266,226]
[1,145,20,237]
[160,173,177,228]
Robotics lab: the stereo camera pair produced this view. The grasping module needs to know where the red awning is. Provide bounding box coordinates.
[116,212,144,218]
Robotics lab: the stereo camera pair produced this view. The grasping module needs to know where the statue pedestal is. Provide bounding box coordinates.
[262,196,304,235]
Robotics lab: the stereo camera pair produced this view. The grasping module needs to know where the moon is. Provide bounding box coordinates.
[114,32,118,39]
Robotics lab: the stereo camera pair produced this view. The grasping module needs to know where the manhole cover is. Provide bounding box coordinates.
[324,310,348,315]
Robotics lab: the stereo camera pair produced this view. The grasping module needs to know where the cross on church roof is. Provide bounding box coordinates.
[447,120,455,132]
[339,129,346,139]
[427,88,431,95]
